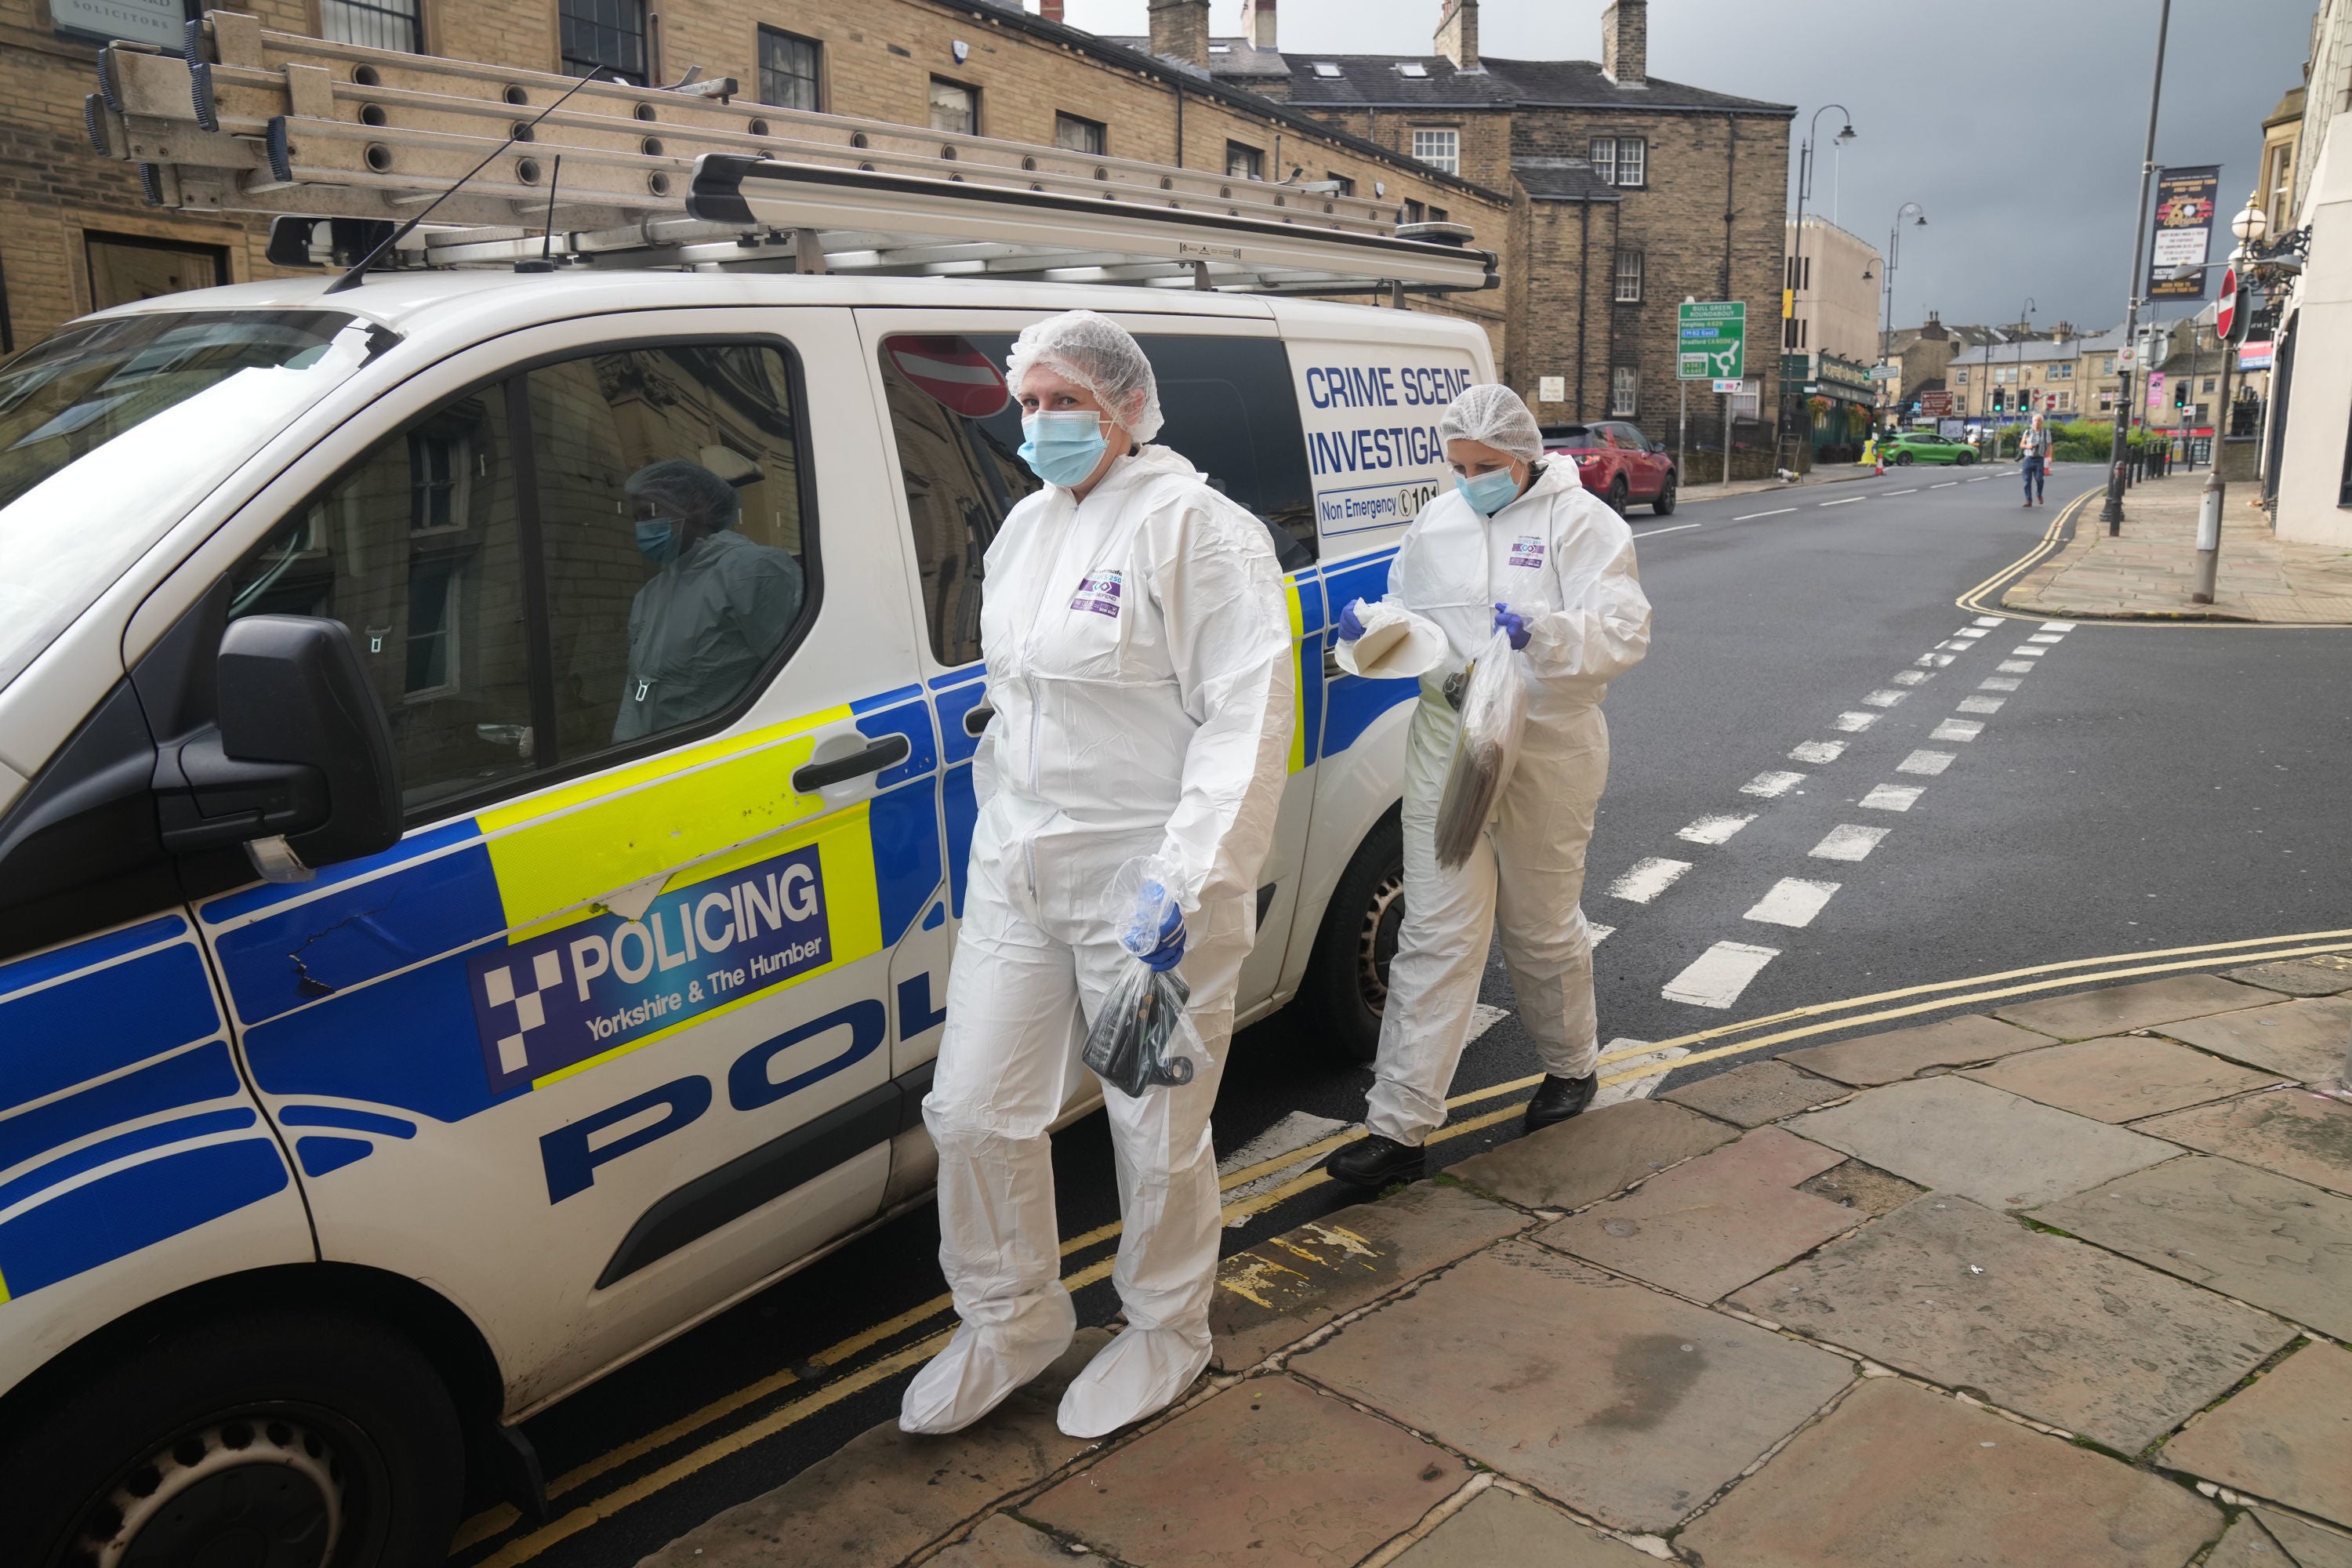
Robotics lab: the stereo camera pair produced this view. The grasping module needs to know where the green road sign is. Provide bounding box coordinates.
[1678,300,1747,381]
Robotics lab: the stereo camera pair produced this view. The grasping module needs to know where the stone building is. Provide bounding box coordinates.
[1,0,1793,470]
[1134,0,1796,459]
[0,0,1500,349]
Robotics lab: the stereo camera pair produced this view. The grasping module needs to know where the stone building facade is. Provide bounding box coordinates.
[1142,0,1795,457]
[2,0,1791,470]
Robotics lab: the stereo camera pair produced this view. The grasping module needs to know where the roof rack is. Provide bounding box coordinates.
[85,9,1496,296]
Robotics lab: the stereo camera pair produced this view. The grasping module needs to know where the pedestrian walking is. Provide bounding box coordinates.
[899,311,1294,1440]
[2020,412,2049,506]
[1322,386,1652,1190]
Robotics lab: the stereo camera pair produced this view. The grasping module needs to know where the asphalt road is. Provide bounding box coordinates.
[452,461,2352,1567]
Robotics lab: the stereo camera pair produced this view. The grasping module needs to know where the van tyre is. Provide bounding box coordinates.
[1301,809,1404,1064]
[2,1311,464,1568]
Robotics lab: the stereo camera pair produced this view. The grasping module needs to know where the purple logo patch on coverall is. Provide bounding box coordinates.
[1070,570,1123,618]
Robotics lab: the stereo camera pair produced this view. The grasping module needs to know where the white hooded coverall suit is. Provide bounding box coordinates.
[1341,459,1650,1147]
[908,443,1294,1434]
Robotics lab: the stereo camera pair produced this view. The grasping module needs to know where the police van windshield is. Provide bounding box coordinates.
[0,308,387,691]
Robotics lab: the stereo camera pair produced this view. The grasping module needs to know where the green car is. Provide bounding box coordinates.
[1880,429,1979,466]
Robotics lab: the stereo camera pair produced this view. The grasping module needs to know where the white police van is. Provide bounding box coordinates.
[0,41,1496,1560]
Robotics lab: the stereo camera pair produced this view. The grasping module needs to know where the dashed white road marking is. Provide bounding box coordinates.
[1939,640,1975,652]
[1918,652,1956,667]
[1997,660,2036,674]
[1589,923,1616,944]
[1678,812,1759,845]
[1932,719,1984,742]
[1956,695,2005,714]
[1885,488,1918,496]
[1931,481,1958,488]
[1788,740,1845,764]
[1979,677,2021,691]
[2040,621,2077,631]
[1733,507,1797,521]
[1973,617,2005,628]
[1951,627,1987,639]
[1897,749,1955,775]
[1831,711,1879,732]
[1740,770,1808,798]
[1610,857,1693,903]
[1819,496,1864,507]
[1810,824,1890,862]
[1664,942,1781,1008]
[1218,1109,1356,1214]
[1863,689,1907,708]
[1966,476,1991,483]
[1744,878,1841,927]
[1593,1040,1689,1107]
[2011,645,2049,657]
[1638,522,1703,536]
[1892,670,1930,686]
[1860,783,1924,811]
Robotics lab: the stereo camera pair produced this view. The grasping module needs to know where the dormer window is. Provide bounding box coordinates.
[1313,60,1343,78]
[1396,61,1428,78]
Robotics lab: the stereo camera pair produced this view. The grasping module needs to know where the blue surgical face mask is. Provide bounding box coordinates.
[1456,466,1522,517]
[634,517,681,564]
[1019,410,1111,488]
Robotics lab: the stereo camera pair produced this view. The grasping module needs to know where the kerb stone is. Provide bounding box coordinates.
[1447,1098,1737,1211]
[1995,975,2272,1040]
[1963,1036,2280,1122]
[1661,1058,1850,1126]
[1780,1014,2050,1087]
[2157,998,2352,1083]
[1209,1180,1530,1372]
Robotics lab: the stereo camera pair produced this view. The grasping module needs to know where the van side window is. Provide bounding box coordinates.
[528,343,809,753]
[228,387,537,812]
[227,339,815,817]
[878,330,1315,669]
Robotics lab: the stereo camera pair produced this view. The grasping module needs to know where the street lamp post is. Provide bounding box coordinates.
[1878,202,1926,432]
[1788,106,1857,468]
[2101,0,2174,534]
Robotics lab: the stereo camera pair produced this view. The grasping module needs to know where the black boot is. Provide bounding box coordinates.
[1523,1073,1597,1132]
[1323,1133,1425,1189]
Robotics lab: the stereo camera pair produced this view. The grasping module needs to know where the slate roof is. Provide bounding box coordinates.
[1513,158,1621,201]
[1100,40,1791,117]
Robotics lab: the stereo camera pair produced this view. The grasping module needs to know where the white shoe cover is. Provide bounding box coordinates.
[1054,1325,1212,1439]
[898,1294,1076,1436]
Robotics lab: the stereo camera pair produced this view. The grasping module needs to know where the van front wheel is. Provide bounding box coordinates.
[1301,810,1405,1065]
[2,1311,464,1568]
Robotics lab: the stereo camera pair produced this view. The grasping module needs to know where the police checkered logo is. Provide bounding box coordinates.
[481,950,565,1076]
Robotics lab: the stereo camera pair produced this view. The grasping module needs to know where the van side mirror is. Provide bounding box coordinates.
[154,615,401,878]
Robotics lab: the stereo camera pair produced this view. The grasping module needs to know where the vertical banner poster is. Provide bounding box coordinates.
[2148,166,2219,299]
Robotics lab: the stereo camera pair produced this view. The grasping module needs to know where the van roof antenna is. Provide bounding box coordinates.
[326,65,611,294]
[516,154,563,273]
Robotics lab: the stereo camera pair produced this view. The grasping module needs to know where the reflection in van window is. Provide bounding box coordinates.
[879,331,1315,669]
[227,342,813,817]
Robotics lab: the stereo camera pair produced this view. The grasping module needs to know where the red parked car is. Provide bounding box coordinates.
[1542,422,1677,516]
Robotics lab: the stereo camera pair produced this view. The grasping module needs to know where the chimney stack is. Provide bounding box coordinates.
[1148,0,1210,69]
[1039,0,1063,19]
[1434,0,1477,71]
[1601,0,1646,86]
[1241,0,1276,51]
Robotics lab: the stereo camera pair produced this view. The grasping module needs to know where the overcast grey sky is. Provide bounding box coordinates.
[1060,0,2311,335]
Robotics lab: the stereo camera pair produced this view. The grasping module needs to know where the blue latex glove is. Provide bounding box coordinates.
[1134,882,1187,972]
[1336,598,1367,642]
[1494,602,1531,651]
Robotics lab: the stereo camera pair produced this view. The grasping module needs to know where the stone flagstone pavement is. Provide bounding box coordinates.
[2003,471,2352,623]
[641,957,2352,1568]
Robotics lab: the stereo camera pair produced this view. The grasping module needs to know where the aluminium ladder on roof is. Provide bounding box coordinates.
[81,9,1495,296]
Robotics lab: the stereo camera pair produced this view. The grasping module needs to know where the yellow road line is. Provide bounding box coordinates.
[459,927,2350,1560]
[1953,489,2085,617]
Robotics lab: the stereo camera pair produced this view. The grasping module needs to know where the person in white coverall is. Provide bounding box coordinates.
[1324,384,1650,1189]
[901,312,1295,1439]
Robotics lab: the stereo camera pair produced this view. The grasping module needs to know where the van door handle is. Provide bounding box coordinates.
[791,734,910,793]
[963,705,994,737]
[1322,642,1345,681]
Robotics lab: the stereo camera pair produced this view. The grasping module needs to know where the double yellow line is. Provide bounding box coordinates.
[455,921,2352,1565]
[1954,486,2092,618]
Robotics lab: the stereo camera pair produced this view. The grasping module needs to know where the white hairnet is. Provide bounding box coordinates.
[626,458,741,531]
[1437,384,1544,463]
[1004,310,1164,443]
